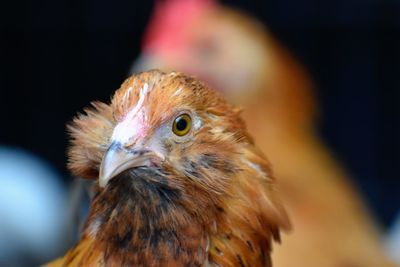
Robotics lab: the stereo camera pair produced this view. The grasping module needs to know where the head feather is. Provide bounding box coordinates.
[67,70,246,178]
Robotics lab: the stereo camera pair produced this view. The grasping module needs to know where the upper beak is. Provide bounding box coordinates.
[99,142,164,188]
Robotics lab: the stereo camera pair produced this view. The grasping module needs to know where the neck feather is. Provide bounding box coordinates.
[84,170,209,266]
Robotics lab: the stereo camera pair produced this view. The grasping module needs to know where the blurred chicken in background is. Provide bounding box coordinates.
[132,0,395,266]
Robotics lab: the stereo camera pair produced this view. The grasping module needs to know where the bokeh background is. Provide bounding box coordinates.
[0,0,399,265]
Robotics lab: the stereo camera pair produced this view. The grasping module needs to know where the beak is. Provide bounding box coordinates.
[99,142,164,188]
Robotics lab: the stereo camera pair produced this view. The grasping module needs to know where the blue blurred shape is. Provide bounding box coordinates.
[0,146,67,266]
[387,212,400,264]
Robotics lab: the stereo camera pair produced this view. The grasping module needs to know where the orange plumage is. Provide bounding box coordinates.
[133,1,394,266]
[47,70,289,266]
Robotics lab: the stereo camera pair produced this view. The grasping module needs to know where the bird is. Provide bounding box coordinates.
[47,70,290,267]
[133,1,394,266]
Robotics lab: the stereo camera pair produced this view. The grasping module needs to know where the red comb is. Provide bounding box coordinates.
[142,0,217,54]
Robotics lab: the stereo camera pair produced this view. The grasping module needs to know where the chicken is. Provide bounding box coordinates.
[133,1,394,266]
[47,70,289,266]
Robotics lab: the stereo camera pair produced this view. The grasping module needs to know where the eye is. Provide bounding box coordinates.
[172,114,192,136]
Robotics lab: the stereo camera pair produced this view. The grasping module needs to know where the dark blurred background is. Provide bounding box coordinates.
[0,0,398,231]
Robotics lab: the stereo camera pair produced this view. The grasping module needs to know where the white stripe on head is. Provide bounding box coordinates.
[173,87,182,96]
[111,83,150,144]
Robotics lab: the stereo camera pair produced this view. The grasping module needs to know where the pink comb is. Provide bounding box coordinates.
[142,0,217,54]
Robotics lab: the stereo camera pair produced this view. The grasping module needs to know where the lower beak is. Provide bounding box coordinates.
[99,142,164,188]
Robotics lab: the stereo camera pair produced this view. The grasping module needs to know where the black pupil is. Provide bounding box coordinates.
[176,117,188,131]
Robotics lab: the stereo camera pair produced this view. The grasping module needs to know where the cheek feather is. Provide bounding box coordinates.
[242,158,269,179]
[193,117,202,130]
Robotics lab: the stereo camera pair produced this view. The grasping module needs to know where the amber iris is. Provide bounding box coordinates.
[173,114,192,136]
